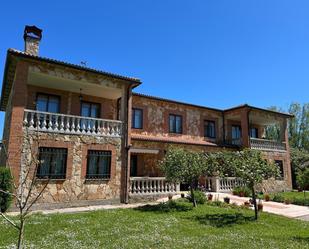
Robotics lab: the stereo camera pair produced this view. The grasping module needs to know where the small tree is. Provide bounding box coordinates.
[220,149,279,220]
[297,168,309,199]
[0,129,49,249]
[160,147,214,207]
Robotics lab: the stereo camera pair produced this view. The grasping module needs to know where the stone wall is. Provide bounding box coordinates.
[132,94,223,144]
[259,150,292,192]
[21,130,122,208]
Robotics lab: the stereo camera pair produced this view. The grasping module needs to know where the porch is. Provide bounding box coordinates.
[128,147,180,197]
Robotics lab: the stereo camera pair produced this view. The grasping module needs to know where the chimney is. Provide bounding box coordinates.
[23,25,42,56]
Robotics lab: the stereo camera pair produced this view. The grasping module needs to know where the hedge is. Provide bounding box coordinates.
[0,167,13,212]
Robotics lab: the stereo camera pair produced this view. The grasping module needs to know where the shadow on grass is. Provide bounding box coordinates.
[134,201,193,213]
[292,236,309,243]
[194,213,255,227]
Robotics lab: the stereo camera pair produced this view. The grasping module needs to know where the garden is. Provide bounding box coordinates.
[0,198,309,249]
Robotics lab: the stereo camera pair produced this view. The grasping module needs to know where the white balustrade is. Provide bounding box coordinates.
[23,109,122,137]
[250,138,286,151]
[206,177,245,193]
[129,177,180,195]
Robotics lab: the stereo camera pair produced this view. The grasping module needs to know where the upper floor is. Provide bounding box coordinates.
[131,94,293,152]
[0,26,293,153]
[0,27,140,141]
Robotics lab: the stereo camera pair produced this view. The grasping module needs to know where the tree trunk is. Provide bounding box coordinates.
[251,185,258,220]
[190,183,197,207]
[17,219,25,249]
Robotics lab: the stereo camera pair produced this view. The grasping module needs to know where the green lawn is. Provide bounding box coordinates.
[259,191,309,206]
[274,191,308,199]
[1,201,309,249]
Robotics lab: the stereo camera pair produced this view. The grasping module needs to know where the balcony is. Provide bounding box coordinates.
[250,138,286,151]
[23,109,122,137]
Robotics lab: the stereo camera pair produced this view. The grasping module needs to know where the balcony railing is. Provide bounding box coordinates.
[129,177,180,196]
[250,138,286,151]
[23,109,122,137]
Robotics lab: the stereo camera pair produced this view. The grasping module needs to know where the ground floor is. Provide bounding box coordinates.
[4,133,293,210]
[129,139,292,195]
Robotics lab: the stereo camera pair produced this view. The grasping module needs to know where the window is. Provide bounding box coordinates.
[204,120,216,138]
[86,150,111,179]
[275,160,284,180]
[250,128,258,138]
[169,114,182,134]
[36,94,60,113]
[232,125,242,145]
[37,147,67,179]
[132,108,143,129]
[81,101,100,118]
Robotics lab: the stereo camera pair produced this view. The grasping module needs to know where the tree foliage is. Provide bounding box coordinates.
[219,149,279,220]
[0,167,13,212]
[297,168,309,196]
[160,147,215,207]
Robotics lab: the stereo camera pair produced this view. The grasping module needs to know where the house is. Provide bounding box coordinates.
[0,26,293,209]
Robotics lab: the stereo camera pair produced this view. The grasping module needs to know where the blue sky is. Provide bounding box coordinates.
[0,1,308,136]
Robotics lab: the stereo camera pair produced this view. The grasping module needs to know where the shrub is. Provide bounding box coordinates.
[292,198,309,206]
[187,190,206,204]
[284,198,292,205]
[272,194,284,203]
[232,186,251,197]
[264,194,270,201]
[0,167,13,212]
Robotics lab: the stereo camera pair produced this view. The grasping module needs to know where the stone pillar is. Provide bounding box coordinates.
[240,108,250,148]
[6,61,28,185]
[211,176,220,192]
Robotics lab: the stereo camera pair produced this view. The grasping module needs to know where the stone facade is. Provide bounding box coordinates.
[131,94,223,145]
[21,130,122,208]
[0,42,293,209]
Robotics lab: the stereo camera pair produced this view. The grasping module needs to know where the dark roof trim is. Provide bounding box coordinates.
[224,104,294,118]
[8,49,141,84]
[133,92,222,113]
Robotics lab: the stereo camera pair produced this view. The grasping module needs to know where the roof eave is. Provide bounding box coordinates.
[7,49,142,84]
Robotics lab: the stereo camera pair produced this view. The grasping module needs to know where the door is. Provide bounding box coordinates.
[130,154,138,177]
